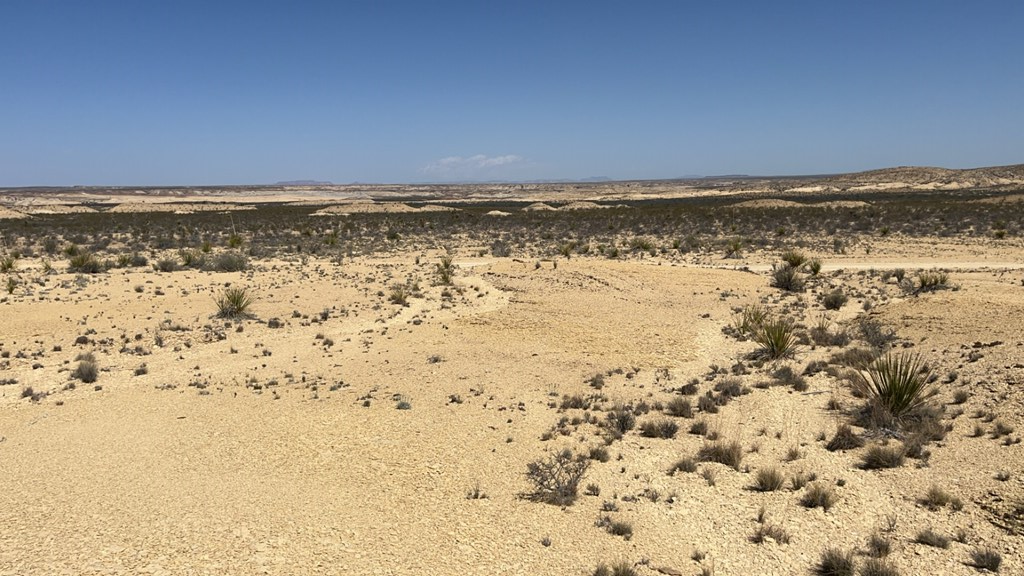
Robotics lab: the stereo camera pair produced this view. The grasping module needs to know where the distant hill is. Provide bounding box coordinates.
[275,180,333,186]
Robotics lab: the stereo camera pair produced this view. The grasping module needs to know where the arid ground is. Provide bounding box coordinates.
[1,167,1023,575]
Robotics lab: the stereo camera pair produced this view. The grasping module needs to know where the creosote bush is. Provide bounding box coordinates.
[524,448,590,506]
[215,286,255,319]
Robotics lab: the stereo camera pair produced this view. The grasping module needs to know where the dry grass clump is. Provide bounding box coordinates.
[668,457,698,475]
[859,557,900,576]
[664,396,693,418]
[753,467,785,492]
[639,419,679,439]
[914,528,949,548]
[71,352,99,383]
[815,547,855,576]
[801,483,838,512]
[771,263,805,292]
[860,444,905,470]
[969,548,1002,572]
[826,424,865,452]
[696,440,743,470]
[592,561,637,576]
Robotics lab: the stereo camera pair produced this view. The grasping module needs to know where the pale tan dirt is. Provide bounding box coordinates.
[106,203,257,213]
[311,203,460,216]
[0,207,28,219]
[0,210,1022,574]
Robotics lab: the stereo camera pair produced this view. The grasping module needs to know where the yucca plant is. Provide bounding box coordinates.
[0,255,15,272]
[734,303,768,336]
[215,286,255,318]
[753,317,799,359]
[854,353,936,419]
[435,256,456,285]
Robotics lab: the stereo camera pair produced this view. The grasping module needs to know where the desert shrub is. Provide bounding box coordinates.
[525,449,590,506]
[914,528,949,548]
[771,263,805,292]
[592,562,637,576]
[215,286,255,319]
[696,440,743,470]
[781,249,808,268]
[801,483,838,512]
[753,317,799,359]
[866,533,891,558]
[859,558,900,576]
[750,523,791,544]
[678,378,700,395]
[919,485,961,511]
[753,467,785,492]
[129,253,148,267]
[697,393,718,413]
[68,252,102,273]
[829,347,879,368]
[815,548,855,576]
[689,419,708,436]
[436,256,456,285]
[72,353,98,383]
[0,255,15,272]
[821,289,848,310]
[807,258,823,275]
[388,284,409,305]
[860,444,905,470]
[605,408,636,436]
[915,271,948,293]
[724,238,743,258]
[854,353,936,421]
[826,424,864,452]
[664,397,693,418]
[589,446,610,462]
[734,303,769,336]
[490,239,511,257]
[210,251,248,272]
[155,258,179,272]
[771,365,807,391]
[597,516,633,539]
[639,419,679,439]
[669,457,698,475]
[969,548,1001,572]
[179,249,204,268]
[858,317,897,350]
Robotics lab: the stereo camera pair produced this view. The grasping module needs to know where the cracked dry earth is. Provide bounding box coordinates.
[1,253,1022,575]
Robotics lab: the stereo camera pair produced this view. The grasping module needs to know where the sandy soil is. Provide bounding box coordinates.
[0,196,1022,575]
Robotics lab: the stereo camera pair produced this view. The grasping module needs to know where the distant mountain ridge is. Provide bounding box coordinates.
[275,180,333,186]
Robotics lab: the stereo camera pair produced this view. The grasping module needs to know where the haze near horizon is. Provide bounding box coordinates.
[1,1,1021,186]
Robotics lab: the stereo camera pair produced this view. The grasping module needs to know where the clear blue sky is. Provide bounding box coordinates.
[2,1,1021,185]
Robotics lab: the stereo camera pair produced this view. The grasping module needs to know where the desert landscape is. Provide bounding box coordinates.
[0,166,1022,575]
